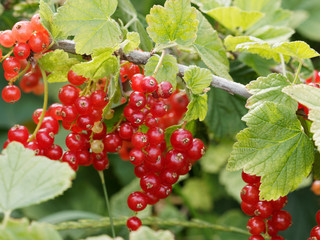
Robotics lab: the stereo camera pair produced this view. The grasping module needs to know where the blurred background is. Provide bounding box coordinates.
[0,0,320,239]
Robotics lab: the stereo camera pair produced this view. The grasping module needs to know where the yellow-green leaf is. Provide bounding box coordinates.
[121,32,140,54]
[184,65,212,95]
[185,94,208,121]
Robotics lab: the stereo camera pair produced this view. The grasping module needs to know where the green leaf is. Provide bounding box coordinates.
[191,0,231,11]
[0,218,62,240]
[200,142,233,174]
[121,32,140,54]
[234,0,280,12]
[238,53,275,76]
[144,55,179,88]
[130,226,174,240]
[246,73,298,111]
[205,87,247,140]
[114,0,153,51]
[72,48,119,80]
[181,178,213,211]
[206,7,264,32]
[224,36,288,62]
[0,4,3,16]
[227,102,314,200]
[250,26,294,43]
[219,170,244,203]
[54,0,121,54]
[274,41,320,60]
[185,94,208,121]
[39,0,65,40]
[146,0,199,46]
[0,142,75,213]
[184,66,212,95]
[193,11,231,80]
[39,50,79,83]
[283,84,320,152]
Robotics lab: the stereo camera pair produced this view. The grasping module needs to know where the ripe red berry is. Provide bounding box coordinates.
[127,216,142,231]
[77,150,92,166]
[67,70,87,86]
[61,105,78,123]
[134,164,150,178]
[249,235,264,240]
[142,76,158,93]
[31,13,47,33]
[129,148,145,166]
[157,81,173,98]
[165,149,187,171]
[170,129,193,151]
[270,236,284,240]
[316,210,320,225]
[118,122,134,140]
[59,85,79,105]
[131,132,148,149]
[187,138,205,161]
[271,210,292,231]
[159,169,179,185]
[131,74,144,92]
[271,196,288,211]
[48,103,63,120]
[75,96,92,115]
[154,184,172,199]
[36,129,54,149]
[311,226,320,239]
[66,132,85,151]
[145,145,162,163]
[247,216,266,235]
[13,42,31,60]
[19,72,40,90]
[242,171,261,184]
[240,184,260,204]
[40,116,60,135]
[12,21,33,43]
[127,191,147,211]
[147,127,165,146]
[62,151,79,171]
[140,173,160,193]
[28,32,50,52]
[45,144,63,160]
[90,90,108,110]
[93,156,109,171]
[241,201,256,216]
[8,125,29,143]
[254,201,273,219]
[3,57,21,74]
[150,101,168,117]
[2,85,21,103]
[0,30,15,47]
[145,191,159,205]
[103,133,122,152]
[76,115,94,130]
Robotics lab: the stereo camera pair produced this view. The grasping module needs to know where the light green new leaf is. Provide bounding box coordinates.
[250,26,294,43]
[185,94,208,121]
[234,0,280,12]
[184,66,212,95]
[144,55,179,88]
[121,32,140,54]
[39,50,79,83]
[146,0,199,46]
[273,41,320,60]
[0,4,3,16]
[39,0,64,40]
[72,48,119,80]
[246,73,297,111]
[193,11,231,80]
[224,36,288,62]
[191,0,231,11]
[228,102,314,200]
[0,142,75,213]
[54,0,121,54]
[206,7,264,32]
[130,226,174,240]
[283,84,320,151]
[0,218,62,240]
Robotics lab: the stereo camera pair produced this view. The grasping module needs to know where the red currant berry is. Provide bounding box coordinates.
[150,101,168,117]
[242,171,261,184]
[159,169,179,185]
[36,129,54,149]
[241,184,260,204]
[145,113,158,128]
[170,129,193,151]
[59,85,79,105]
[103,133,122,152]
[247,216,266,235]
[67,70,87,86]
[127,217,142,231]
[118,122,134,140]
[12,21,33,43]
[248,235,264,240]
[129,148,145,166]
[66,132,85,151]
[13,42,31,60]
[90,90,108,110]
[127,191,147,211]
[140,173,160,193]
[62,151,79,171]
[93,156,109,171]
[142,76,158,93]
[165,149,187,171]
[0,30,15,47]
[131,74,144,92]
[145,191,159,205]
[144,145,162,163]
[187,138,205,161]
[147,127,165,146]
[48,103,63,120]
[8,125,29,143]
[134,164,150,178]
[75,96,92,115]
[129,91,146,109]
[77,150,92,166]
[241,201,256,216]
[3,57,21,74]
[61,105,78,123]
[131,132,148,149]
[76,115,94,130]
[271,196,288,211]
[154,184,172,199]
[45,144,63,160]
[254,201,273,219]
[271,210,292,231]
[2,85,21,103]
[28,32,50,52]
[157,81,173,98]
[31,14,47,33]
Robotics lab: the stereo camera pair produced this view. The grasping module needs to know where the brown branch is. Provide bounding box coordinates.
[51,40,251,99]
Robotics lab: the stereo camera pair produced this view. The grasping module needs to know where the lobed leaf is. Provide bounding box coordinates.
[0,142,75,213]
[144,55,179,89]
[228,102,314,200]
[193,11,231,80]
[121,32,140,54]
[274,41,320,60]
[54,0,121,54]
[184,66,212,95]
[191,0,231,12]
[206,7,264,32]
[38,50,79,83]
[185,94,208,121]
[146,0,199,46]
[71,47,119,80]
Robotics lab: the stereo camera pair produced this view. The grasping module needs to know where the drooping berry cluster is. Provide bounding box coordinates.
[241,171,291,240]
[308,210,320,240]
[1,14,50,103]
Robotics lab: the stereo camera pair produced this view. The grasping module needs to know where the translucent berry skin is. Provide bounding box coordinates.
[8,125,29,143]
[165,149,187,171]
[150,101,167,118]
[131,132,148,149]
[271,196,288,211]
[33,108,47,124]
[31,13,47,33]
[240,184,260,204]
[36,129,54,149]
[76,115,94,130]
[248,235,264,240]
[3,57,21,74]
[45,144,63,160]
[170,129,193,151]
[12,21,33,43]
[134,164,149,178]
[129,148,145,166]
[316,210,320,225]
[75,96,92,115]
[270,210,292,231]
[155,184,172,199]
[90,90,108,110]
[127,191,147,211]
[247,216,266,235]
[59,85,79,105]
[62,151,79,171]
[241,201,256,216]
[159,169,179,185]
[145,145,162,163]
[20,72,40,90]
[147,127,165,146]
[311,226,320,239]
[129,91,146,109]
[13,42,31,60]
[2,85,21,103]
[157,81,173,98]
[93,156,109,171]
[61,105,78,123]
[77,150,92,166]
[142,76,158,93]
[267,220,279,237]
[66,132,85,151]
[67,70,87,86]
[242,171,261,184]
[127,217,142,231]
[131,74,144,92]
[270,236,285,240]
[145,155,165,173]
[254,201,273,219]
[187,138,205,161]
[140,173,160,193]
[103,133,122,153]
[28,32,50,52]
[48,103,63,120]
[118,122,134,140]
[40,116,60,135]
[145,191,159,205]
[0,30,15,47]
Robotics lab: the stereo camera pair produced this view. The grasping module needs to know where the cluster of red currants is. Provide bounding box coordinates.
[241,171,291,240]
[0,14,50,103]
[308,210,320,240]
